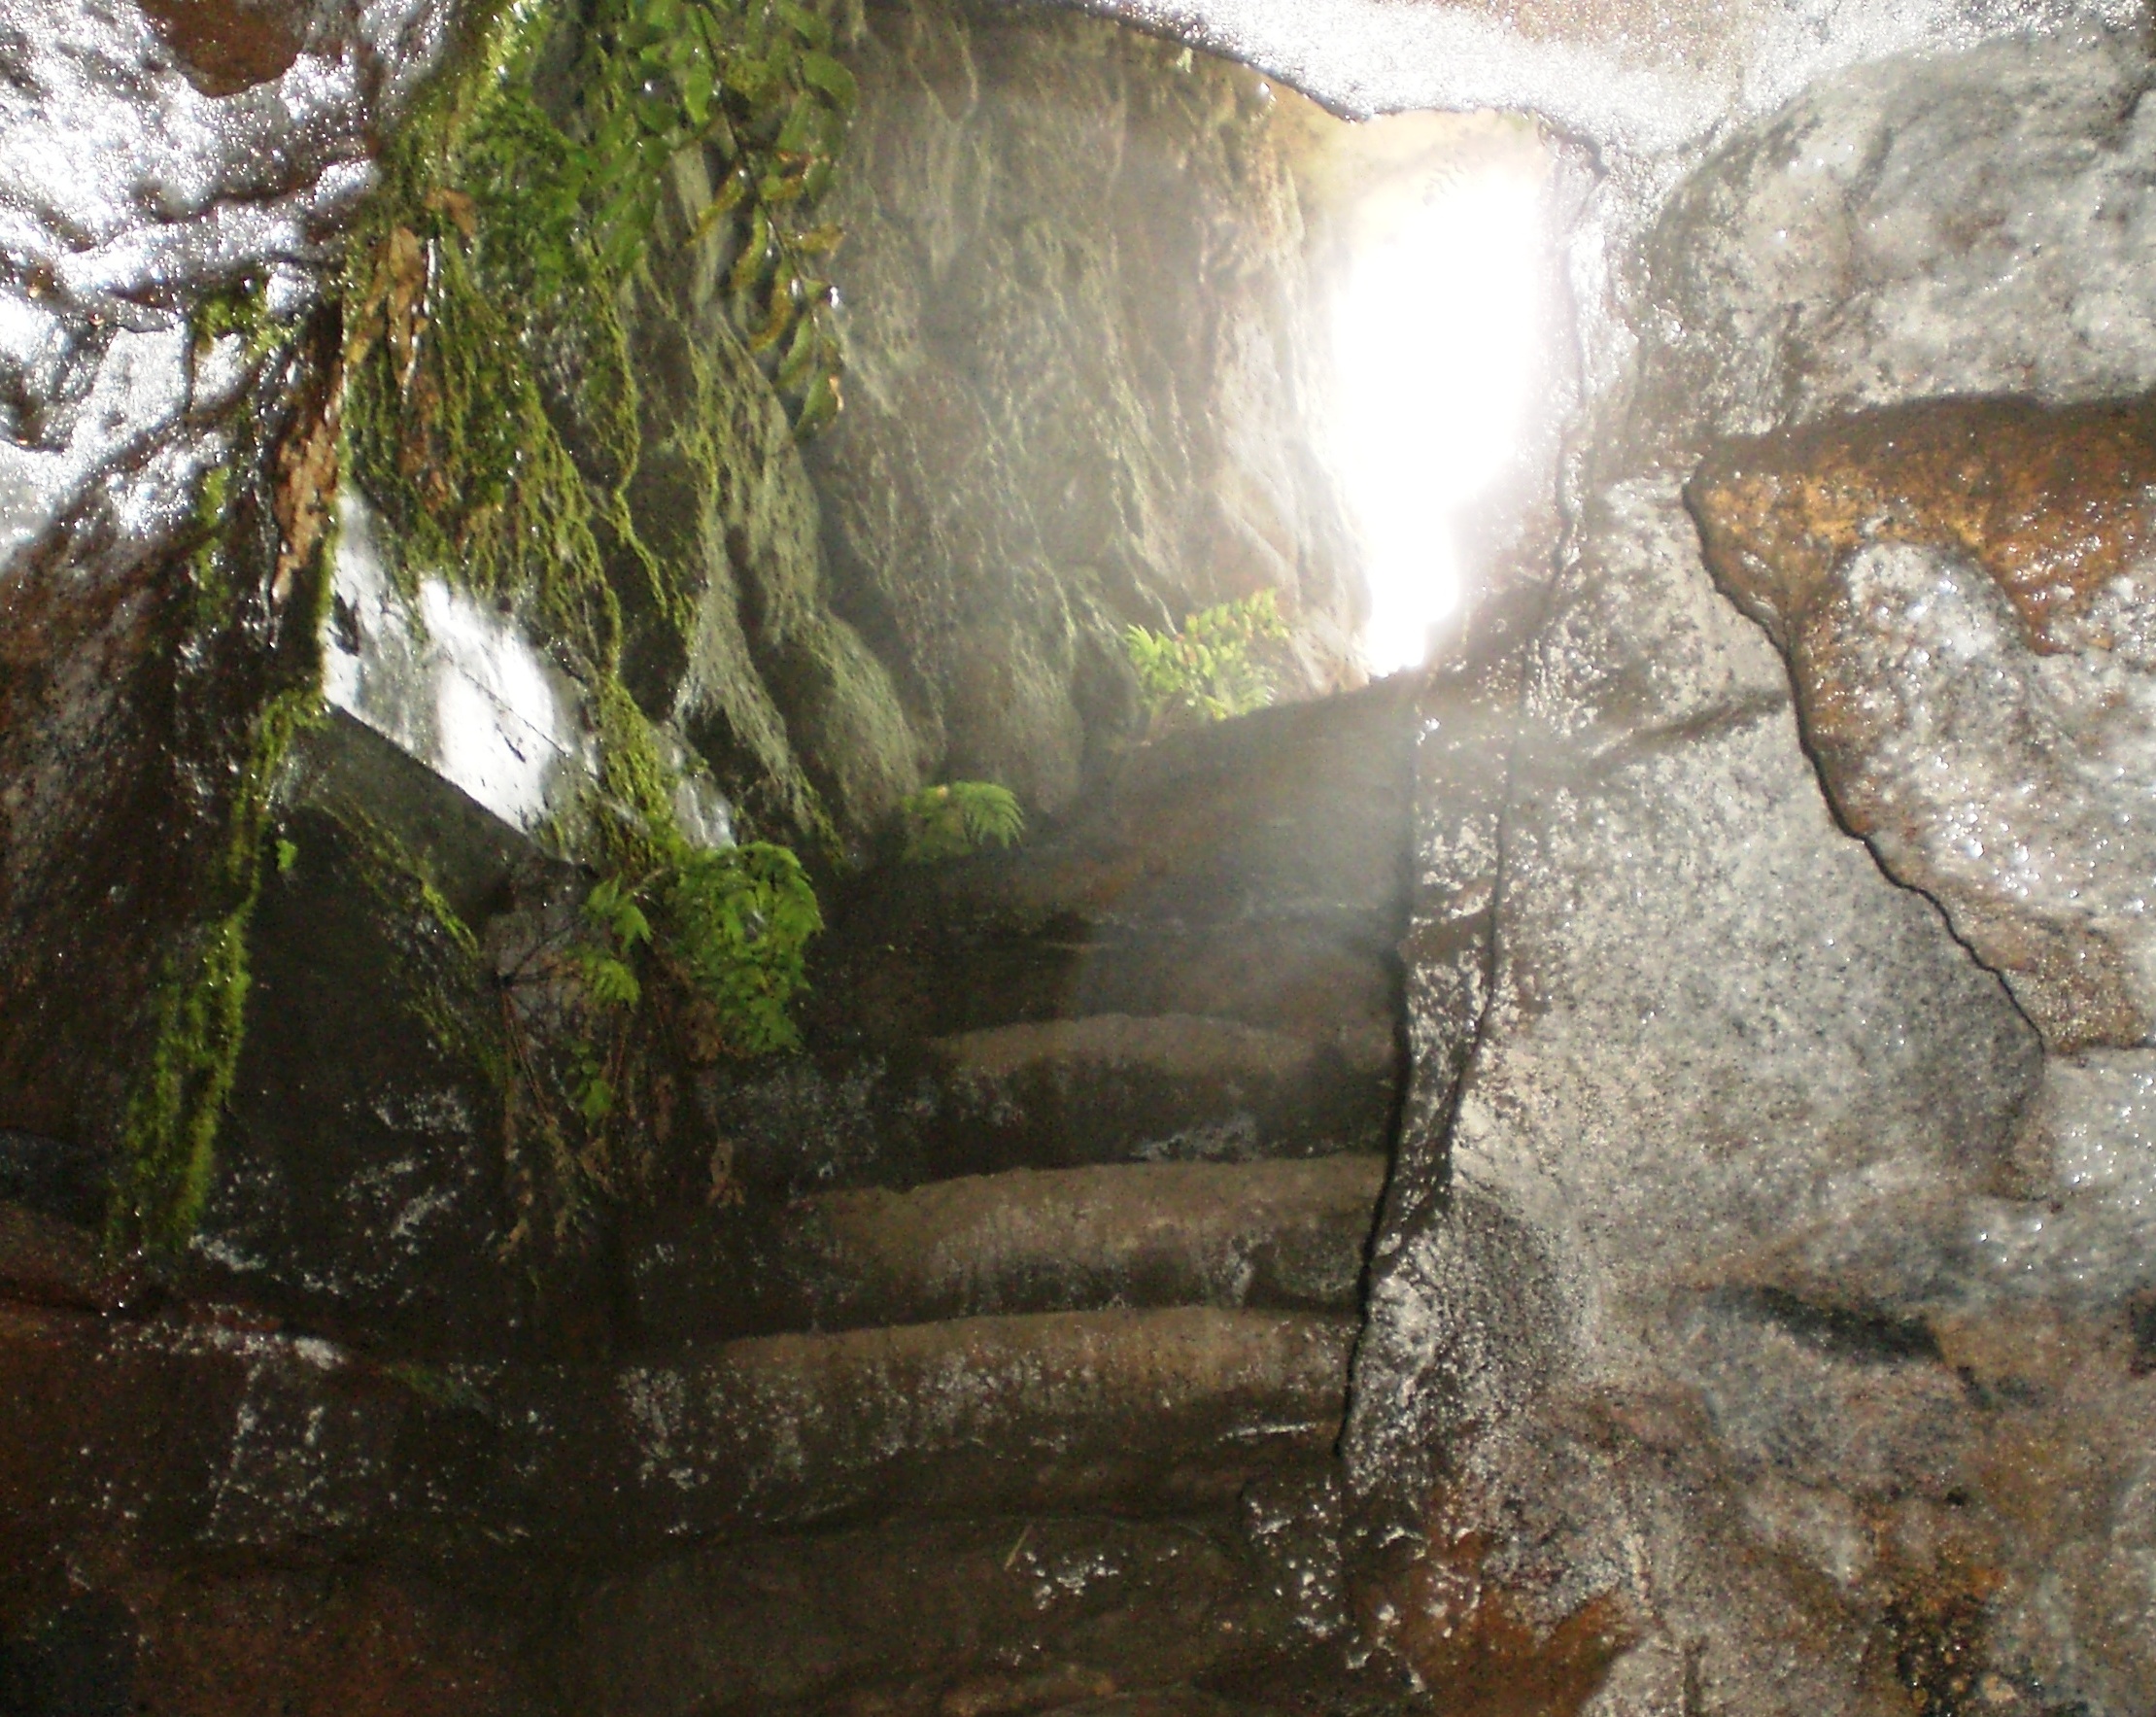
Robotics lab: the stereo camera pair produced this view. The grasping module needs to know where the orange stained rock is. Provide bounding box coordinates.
[1686,395,2156,653]
[1361,1510,1633,1717]
[135,0,304,96]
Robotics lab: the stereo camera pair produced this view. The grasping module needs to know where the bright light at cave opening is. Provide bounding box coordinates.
[1330,127,1552,676]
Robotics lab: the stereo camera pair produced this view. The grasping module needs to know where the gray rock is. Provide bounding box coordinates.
[1340,34,2156,1708]
[806,0,1366,809]
[1626,28,2156,469]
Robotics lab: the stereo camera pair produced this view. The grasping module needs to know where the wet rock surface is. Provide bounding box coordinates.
[808,0,1364,810]
[631,1155,1384,1343]
[0,0,449,1156]
[0,675,1417,1708]
[1692,395,2156,1051]
[699,679,1414,1200]
[570,1513,1357,1717]
[1343,28,2156,1717]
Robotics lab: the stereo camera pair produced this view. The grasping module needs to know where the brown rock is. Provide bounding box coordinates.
[136,0,304,96]
[1687,395,2156,1048]
[132,1569,536,1717]
[1687,395,2156,658]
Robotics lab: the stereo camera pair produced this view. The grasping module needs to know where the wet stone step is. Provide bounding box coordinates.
[567,1507,1348,1717]
[629,1154,1387,1345]
[0,1268,1352,1562]
[807,907,1406,1057]
[705,1012,1397,1197]
[798,683,1415,1078]
[519,1306,1356,1551]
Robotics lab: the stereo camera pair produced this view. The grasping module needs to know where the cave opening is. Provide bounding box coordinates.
[1315,109,1566,675]
[14,0,2153,1705]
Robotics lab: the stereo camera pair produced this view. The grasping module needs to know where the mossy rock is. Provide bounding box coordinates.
[188,718,532,1356]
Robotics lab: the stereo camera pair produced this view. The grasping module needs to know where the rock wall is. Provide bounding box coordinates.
[806,0,1364,810]
[0,0,450,1183]
[1342,25,2156,1715]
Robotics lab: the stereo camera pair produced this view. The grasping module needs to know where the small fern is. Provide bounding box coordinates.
[900,781,1025,864]
[661,841,824,1054]
[1123,590,1289,739]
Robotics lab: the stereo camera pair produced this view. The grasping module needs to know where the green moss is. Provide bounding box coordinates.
[116,915,250,1253]
[318,0,894,1253]
[112,290,341,1255]
[114,689,320,1255]
[191,277,286,367]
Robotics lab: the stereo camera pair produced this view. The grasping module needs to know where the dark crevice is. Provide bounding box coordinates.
[1726,1284,1942,1365]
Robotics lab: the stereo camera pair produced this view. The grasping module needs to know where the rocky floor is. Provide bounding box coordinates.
[0,682,1425,1716]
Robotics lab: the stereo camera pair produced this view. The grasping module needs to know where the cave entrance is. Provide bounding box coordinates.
[1311,109,1570,673]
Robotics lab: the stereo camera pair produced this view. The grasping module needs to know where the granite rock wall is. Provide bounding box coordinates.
[1345,27,2156,1715]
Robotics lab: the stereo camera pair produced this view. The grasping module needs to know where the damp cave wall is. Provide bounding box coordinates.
[1337,21,2156,1717]
[0,0,1366,1179]
[9,0,2156,1710]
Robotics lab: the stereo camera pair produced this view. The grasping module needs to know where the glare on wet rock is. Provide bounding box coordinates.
[323,495,600,839]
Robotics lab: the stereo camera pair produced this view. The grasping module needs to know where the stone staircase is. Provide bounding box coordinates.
[0,681,1420,1715]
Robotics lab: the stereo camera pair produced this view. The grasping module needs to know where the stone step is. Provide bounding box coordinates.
[566,1502,1355,1717]
[521,1307,1355,1551]
[709,1012,1396,1198]
[798,678,1415,1064]
[0,1243,1352,1563]
[630,1154,1386,1345]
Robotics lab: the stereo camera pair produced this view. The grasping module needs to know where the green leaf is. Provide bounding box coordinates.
[723,53,774,100]
[748,281,795,352]
[1120,592,1288,737]
[576,1072,615,1124]
[577,949,643,1009]
[793,367,839,438]
[614,900,653,947]
[773,311,819,391]
[680,59,714,127]
[773,0,834,49]
[729,206,771,292]
[775,90,821,153]
[900,781,1025,863]
[798,50,857,113]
